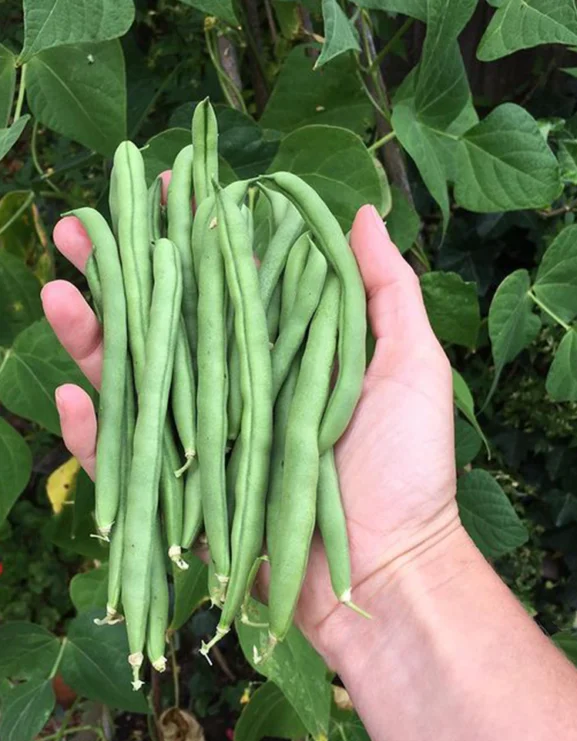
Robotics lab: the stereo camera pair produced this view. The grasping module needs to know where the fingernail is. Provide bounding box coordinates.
[55,386,65,414]
[368,205,389,237]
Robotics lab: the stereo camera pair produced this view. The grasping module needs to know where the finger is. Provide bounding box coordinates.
[160,170,171,205]
[53,215,93,274]
[41,281,103,389]
[56,384,97,480]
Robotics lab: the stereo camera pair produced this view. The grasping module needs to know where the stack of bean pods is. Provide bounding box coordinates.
[79,99,368,690]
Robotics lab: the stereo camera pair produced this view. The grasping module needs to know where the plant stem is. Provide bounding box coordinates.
[40,726,106,741]
[368,130,396,152]
[528,291,572,332]
[53,697,81,741]
[0,191,35,236]
[49,638,67,680]
[169,636,180,708]
[205,27,246,113]
[13,64,27,122]
[369,17,414,73]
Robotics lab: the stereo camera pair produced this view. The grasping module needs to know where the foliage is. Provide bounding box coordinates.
[1,0,577,738]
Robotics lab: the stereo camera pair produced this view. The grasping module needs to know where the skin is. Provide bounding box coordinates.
[43,193,577,741]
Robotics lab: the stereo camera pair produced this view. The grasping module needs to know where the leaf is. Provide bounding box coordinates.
[20,0,135,62]
[455,418,482,469]
[268,124,388,230]
[215,106,279,180]
[237,600,332,739]
[0,623,60,681]
[46,456,80,514]
[553,632,577,667]
[0,678,55,741]
[488,269,541,372]
[477,0,577,62]
[0,319,92,436]
[452,368,488,451]
[0,44,16,127]
[26,40,126,157]
[316,0,360,69]
[386,185,420,254]
[0,250,43,346]
[421,271,480,348]
[235,681,307,741]
[546,329,577,402]
[0,419,32,526]
[177,0,238,25]
[457,469,528,558]
[261,45,373,136]
[534,225,577,323]
[350,0,426,19]
[0,116,31,161]
[60,610,147,713]
[169,553,209,633]
[454,104,562,212]
[69,565,109,613]
[329,709,371,741]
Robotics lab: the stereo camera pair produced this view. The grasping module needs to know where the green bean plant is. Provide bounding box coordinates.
[2,0,577,739]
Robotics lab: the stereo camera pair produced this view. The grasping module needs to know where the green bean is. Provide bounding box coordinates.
[148,176,164,242]
[259,172,367,453]
[181,460,202,549]
[279,232,310,326]
[171,319,197,473]
[272,241,327,399]
[147,521,169,672]
[72,207,127,539]
[192,98,219,206]
[160,422,186,569]
[108,166,119,236]
[266,282,282,343]
[167,145,196,353]
[258,201,304,309]
[122,238,182,691]
[200,187,272,660]
[267,273,340,648]
[196,227,230,595]
[260,185,290,231]
[242,203,254,246]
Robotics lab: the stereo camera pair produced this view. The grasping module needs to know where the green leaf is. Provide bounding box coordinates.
[0,250,43,346]
[488,269,541,372]
[329,709,371,741]
[235,681,307,741]
[477,0,577,62]
[457,469,528,558]
[0,45,16,127]
[60,610,147,713]
[261,45,373,136]
[386,185,420,255]
[350,0,426,19]
[316,0,360,68]
[20,0,135,62]
[546,329,577,402]
[553,632,577,667]
[0,116,31,161]
[69,565,109,613]
[216,106,279,180]
[454,104,562,212]
[26,40,126,157]
[0,623,60,681]
[0,319,92,436]
[177,0,238,25]
[237,600,331,739]
[558,139,577,184]
[421,271,480,348]
[0,419,32,526]
[452,368,488,451]
[168,553,209,633]
[268,124,387,230]
[534,225,577,323]
[0,678,55,741]
[455,418,482,468]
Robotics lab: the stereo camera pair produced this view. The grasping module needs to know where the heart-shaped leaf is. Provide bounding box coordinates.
[0,419,32,526]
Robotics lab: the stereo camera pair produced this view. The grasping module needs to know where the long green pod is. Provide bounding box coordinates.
[266,282,282,343]
[171,320,197,472]
[167,144,196,353]
[196,231,230,591]
[72,207,127,539]
[192,98,219,205]
[160,423,186,568]
[279,232,310,326]
[272,242,327,399]
[201,187,272,660]
[259,172,367,453]
[148,176,164,242]
[122,238,182,691]
[268,273,340,647]
[181,460,202,549]
[147,521,169,672]
[260,185,290,231]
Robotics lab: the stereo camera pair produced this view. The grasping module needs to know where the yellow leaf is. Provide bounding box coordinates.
[46,457,80,513]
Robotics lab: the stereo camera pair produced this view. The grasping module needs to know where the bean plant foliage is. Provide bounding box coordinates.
[1,0,577,738]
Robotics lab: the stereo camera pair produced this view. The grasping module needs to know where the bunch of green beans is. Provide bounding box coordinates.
[83,99,368,689]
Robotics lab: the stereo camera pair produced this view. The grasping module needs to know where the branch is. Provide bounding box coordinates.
[241,0,269,115]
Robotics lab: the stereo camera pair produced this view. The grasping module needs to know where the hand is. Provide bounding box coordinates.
[42,199,459,658]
